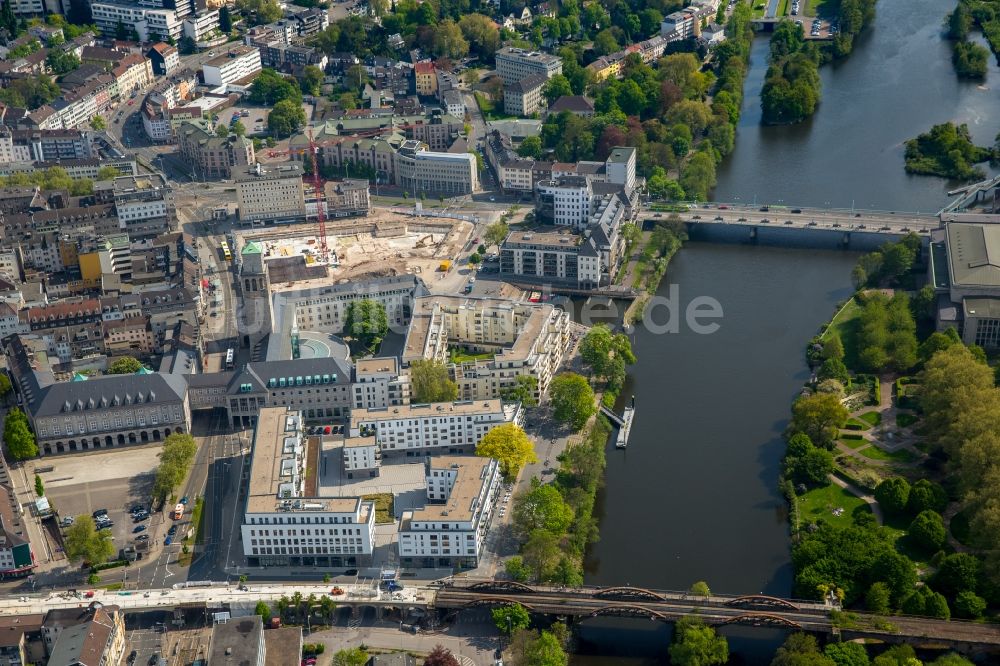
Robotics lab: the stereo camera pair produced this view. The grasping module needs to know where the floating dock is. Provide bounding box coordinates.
[615,406,634,448]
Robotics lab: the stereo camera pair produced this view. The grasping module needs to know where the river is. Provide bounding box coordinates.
[714,0,1000,213]
[575,0,992,662]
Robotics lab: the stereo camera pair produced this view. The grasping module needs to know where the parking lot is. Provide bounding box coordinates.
[30,447,163,557]
[121,625,213,666]
[218,106,269,136]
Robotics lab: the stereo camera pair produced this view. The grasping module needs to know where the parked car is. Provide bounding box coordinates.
[133,525,147,533]
[164,536,172,546]
[179,496,188,505]
[93,509,108,518]
[135,534,149,542]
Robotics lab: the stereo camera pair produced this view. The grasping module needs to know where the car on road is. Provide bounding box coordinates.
[714,215,723,221]
[135,534,149,541]
[760,218,770,223]
[180,496,188,505]
[164,536,172,546]
[791,209,802,214]
[133,525,147,533]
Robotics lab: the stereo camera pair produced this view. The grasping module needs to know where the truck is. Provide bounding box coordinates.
[173,503,184,520]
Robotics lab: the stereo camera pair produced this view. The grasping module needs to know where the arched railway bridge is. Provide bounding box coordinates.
[434,580,1000,650]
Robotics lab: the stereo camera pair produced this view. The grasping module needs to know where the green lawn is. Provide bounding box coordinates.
[752,2,767,18]
[822,297,863,370]
[839,437,868,450]
[449,348,494,363]
[362,493,395,524]
[856,445,917,463]
[846,417,871,430]
[778,0,790,16]
[798,483,872,529]
[858,411,882,427]
[896,412,918,428]
[474,92,514,120]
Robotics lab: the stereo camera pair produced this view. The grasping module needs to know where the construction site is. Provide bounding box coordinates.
[233,211,475,284]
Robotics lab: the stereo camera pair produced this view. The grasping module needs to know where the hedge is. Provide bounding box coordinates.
[841,433,865,441]
[872,376,881,406]
[844,423,865,431]
[90,559,128,573]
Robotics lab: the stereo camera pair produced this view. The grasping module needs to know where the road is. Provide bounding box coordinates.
[650,202,940,234]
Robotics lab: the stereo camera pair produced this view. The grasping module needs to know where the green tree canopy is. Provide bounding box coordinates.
[409,359,458,403]
[64,515,115,564]
[268,99,307,138]
[330,648,368,666]
[491,603,530,634]
[484,221,510,249]
[789,392,849,449]
[4,408,37,460]
[874,477,910,515]
[522,631,568,666]
[549,372,596,431]
[771,633,835,666]
[512,482,573,537]
[343,299,388,352]
[823,641,870,666]
[152,433,198,502]
[907,510,946,552]
[476,423,538,478]
[668,615,728,666]
[250,69,303,105]
[107,356,144,374]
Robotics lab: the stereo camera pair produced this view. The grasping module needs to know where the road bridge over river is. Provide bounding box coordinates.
[434,580,1000,651]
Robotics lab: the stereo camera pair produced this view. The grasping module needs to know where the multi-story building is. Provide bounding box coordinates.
[605,146,636,191]
[402,296,571,402]
[202,46,262,86]
[0,614,44,666]
[176,122,255,179]
[0,128,95,164]
[321,179,370,219]
[90,2,185,41]
[349,399,523,456]
[235,162,307,224]
[101,174,175,240]
[339,435,380,478]
[394,140,478,195]
[43,605,125,666]
[536,176,593,228]
[146,42,180,76]
[240,407,376,567]
[501,229,601,287]
[414,61,437,96]
[352,357,409,410]
[209,617,266,666]
[182,10,221,43]
[0,455,35,578]
[495,46,562,83]
[503,72,548,117]
[398,455,502,568]
[442,89,465,118]
[111,54,154,98]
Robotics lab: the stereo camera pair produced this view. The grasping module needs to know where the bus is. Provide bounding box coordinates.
[173,503,184,520]
[225,348,235,370]
[220,240,232,262]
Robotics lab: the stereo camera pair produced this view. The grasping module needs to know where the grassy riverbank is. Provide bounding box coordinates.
[627,220,687,324]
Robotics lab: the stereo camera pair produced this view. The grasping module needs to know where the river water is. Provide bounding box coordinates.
[576,0,996,662]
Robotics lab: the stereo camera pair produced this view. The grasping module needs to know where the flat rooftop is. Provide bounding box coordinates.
[245,407,365,515]
[407,455,493,524]
[351,399,504,426]
[355,357,398,376]
[505,229,583,249]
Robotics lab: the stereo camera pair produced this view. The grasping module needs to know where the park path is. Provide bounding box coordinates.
[829,474,884,524]
[838,376,924,461]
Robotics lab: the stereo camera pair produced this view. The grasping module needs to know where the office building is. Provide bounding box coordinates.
[241,407,376,567]
[235,163,307,224]
[402,296,571,401]
[349,399,523,456]
[176,122,256,179]
[398,456,502,568]
[495,47,562,83]
[100,174,175,240]
[394,140,478,195]
[202,46,262,86]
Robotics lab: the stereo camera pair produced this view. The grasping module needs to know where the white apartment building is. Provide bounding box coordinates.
[241,408,376,567]
[90,2,185,41]
[503,72,547,117]
[495,46,562,83]
[537,176,593,229]
[349,399,523,456]
[394,140,478,195]
[501,229,604,287]
[340,435,380,477]
[105,174,175,240]
[235,162,306,224]
[399,456,502,568]
[352,357,409,410]
[402,296,571,402]
[183,9,221,42]
[606,146,636,191]
[202,46,262,86]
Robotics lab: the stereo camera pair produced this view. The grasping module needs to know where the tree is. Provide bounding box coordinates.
[517,135,543,159]
[823,334,845,361]
[4,408,37,460]
[216,123,230,138]
[929,656,973,666]
[423,646,460,666]
[668,615,728,666]
[64,515,114,564]
[431,19,469,59]
[232,121,246,137]
[549,373,596,431]
[468,253,482,265]
[476,423,538,478]
[817,357,850,385]
[152,433,198,502]
[300,64,324,96]
[254,601,272,621]
[907,479,947,514]
[107,357,143,374]
[874,477,910,515]
[580,324,635,391]
[219,5,232,32]
[785,446,834,486]
[249,69,303,105]
[543,74,572,104]
[458,14,499,58]
[522,529,561,581]
[680,151,717,202]
[484,221,510,249]
[865,581,891,614]
[331,648,368,666]
[933,553,979,597]
[901,585,950,619]
[268,99,306,139]
[46,49,80,74]
[954,590,986,619]
[512,483,572,537]
[491,603,530,634]
[409,359,458,403]
[89,116,105,131]
[236,0,282,24]
[907,510,945,552]
[34,474,44,497]
[343,299,388,352]
[500,375,538,407]
[789,392,849,449]
[522,631,568,666]
[824,642,870,666]
[872,645,918,666]
[505,555,530,582]
[771,633,835,666]
[97,166,122,181]
[689,581,711,597]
